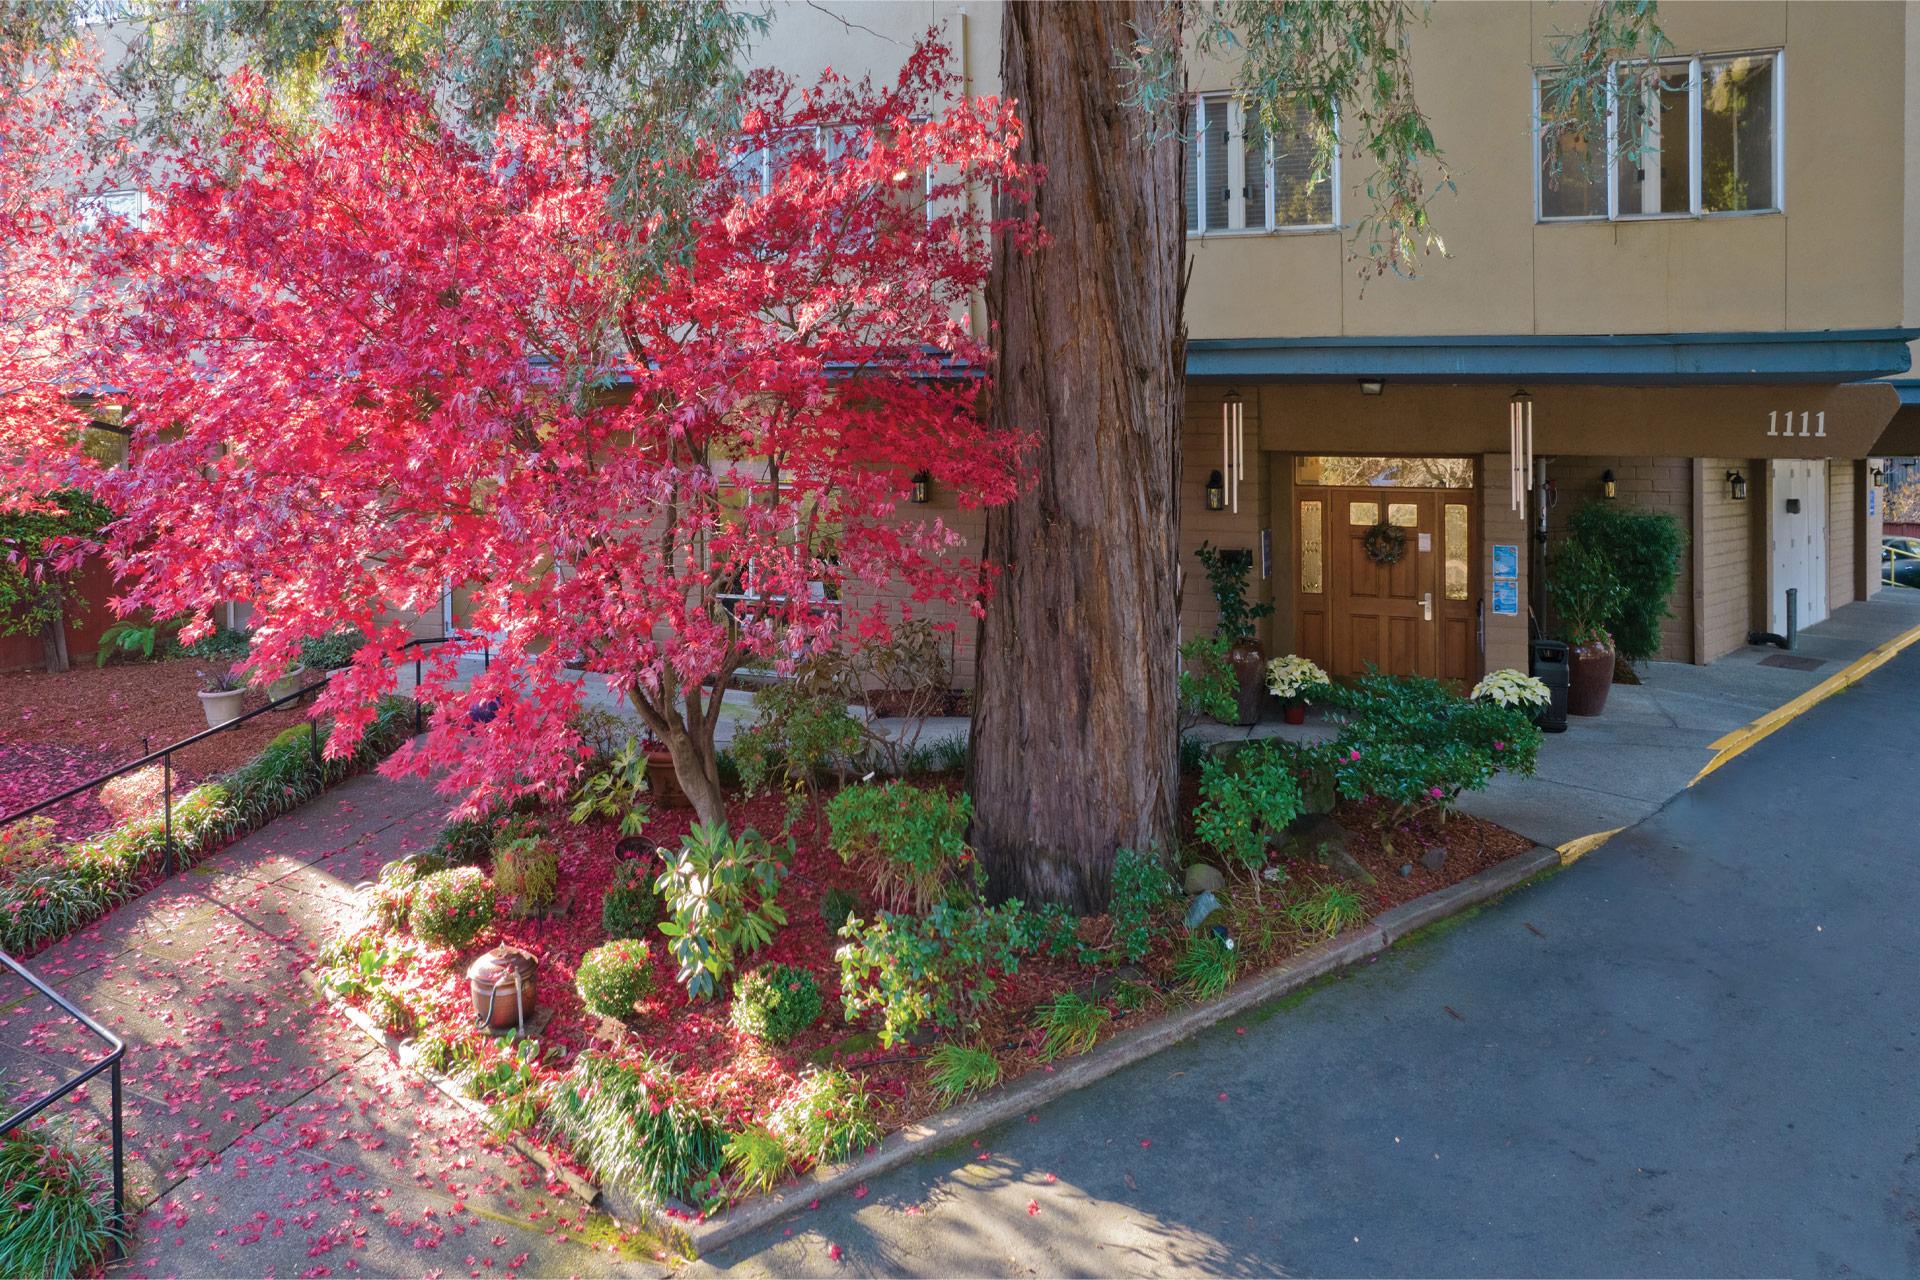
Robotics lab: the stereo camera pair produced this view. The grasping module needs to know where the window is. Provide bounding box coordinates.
[726,123,930,217]
[1295,456,1475,489]
[77,188,145,230]
[1534,51,1782,222]
[1186,94,1336,235]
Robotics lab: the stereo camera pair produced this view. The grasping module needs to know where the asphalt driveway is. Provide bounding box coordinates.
[697,645,1920,1277]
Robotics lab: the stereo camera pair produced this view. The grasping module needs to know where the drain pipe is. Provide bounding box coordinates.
[1748,587,1798,650]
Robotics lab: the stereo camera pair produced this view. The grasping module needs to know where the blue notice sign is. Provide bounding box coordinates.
[1490,543,1520,579]
[1491,578,1520,617]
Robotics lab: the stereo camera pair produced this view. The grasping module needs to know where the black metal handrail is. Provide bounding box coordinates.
[0,948,126,1249]
[0,634,486,875]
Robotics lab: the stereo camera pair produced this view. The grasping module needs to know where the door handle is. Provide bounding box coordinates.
[1422,592,1433,622]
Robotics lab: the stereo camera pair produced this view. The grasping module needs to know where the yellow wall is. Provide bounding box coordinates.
[1696,458,1758,661]
[1828,461,1859,609]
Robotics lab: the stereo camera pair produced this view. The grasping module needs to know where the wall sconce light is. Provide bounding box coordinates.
[910,471,931,504]
[1358,379,1384,396]
[1726,469,1748,501]
[1601,468,1617,500]
[1871,466,1886,488]
[1205,469,1227,511]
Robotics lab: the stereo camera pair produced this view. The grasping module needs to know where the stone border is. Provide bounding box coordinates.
[309,841,1563,1257]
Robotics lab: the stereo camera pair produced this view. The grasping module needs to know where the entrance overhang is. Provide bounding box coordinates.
[1228,382,1899,461]
[1869,381,1920,455]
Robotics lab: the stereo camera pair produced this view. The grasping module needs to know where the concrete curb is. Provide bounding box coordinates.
[305,841,1561,1258]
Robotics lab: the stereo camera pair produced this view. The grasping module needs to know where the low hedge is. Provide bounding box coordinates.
[0,695,417,955]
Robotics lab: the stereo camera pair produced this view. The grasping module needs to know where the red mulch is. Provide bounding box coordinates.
[0,657,314,829]
[1336,797,1537,912]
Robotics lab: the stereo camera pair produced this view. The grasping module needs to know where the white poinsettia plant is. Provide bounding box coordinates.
[1470,668,1551,709]
[1266,654,1330,701]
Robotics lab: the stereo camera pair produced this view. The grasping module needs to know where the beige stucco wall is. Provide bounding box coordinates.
[1828,460,1859,610]
[1697,457,1757,661]
[1481,455,1529,674]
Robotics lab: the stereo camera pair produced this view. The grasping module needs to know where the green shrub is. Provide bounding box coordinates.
[730,964,824,1044]
[408,866,497,949]
[371,857,438,930]
[819,885,860,933]
[835,901,1030,1047]
[1109,847,1176,964]
[926,1042,1001,1105]
[653,823,788,1000]
[769,1067,881,1168]
[414,1028,480,1079]
[1194,742,1300,897]
[732,674,862,827]
[549,1053,727,1206]
[1195,540,1272,643]
[432,811,498,866]
[1178,633,1238,732]
[299,628,367,671]
[176,624,252,661]
[826,781,973,913]
[576,939,656,1019]
[1173,933,1238,1000]
[0,1128,123,1279]
[1034,991,1110,1061]
[462,1033,553,1136]
[1324,673,1541,835]
[567,737,651,837]
[601,857,660,939]
[493,820,558,916]
[1284,883,1368,938]
[1563,501,1687,662]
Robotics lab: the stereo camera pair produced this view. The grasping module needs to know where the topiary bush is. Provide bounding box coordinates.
[730,964,825,1045]
[576,939,656,1020]
[825,781,973,913]
[601,856,660,939]
[408,867,497,949]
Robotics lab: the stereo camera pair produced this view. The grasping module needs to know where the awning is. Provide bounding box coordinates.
[1190,328,1918,385]
[1870,380,1920,456]
[1242,381,1900,461]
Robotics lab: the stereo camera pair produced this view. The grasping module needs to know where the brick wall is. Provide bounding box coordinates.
[1697,457,1755,663]
[1545,457,1694,664]
[1180,387,1271,649]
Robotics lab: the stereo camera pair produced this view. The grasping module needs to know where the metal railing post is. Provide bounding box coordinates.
[414,653,425,734]
[109,1059,125,1244]
[161,752,173,877]
[309,719,321,769]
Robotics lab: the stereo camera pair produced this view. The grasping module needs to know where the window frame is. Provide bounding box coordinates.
[1187,92,1340,238]
[1533,48,1785,224]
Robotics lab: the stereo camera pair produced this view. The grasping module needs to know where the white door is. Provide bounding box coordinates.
[1769,460,1828,634]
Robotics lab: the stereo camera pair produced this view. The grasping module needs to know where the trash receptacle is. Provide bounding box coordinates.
[1530,639,1569,734]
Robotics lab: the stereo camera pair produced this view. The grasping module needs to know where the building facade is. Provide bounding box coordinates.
[742,0,1915,690]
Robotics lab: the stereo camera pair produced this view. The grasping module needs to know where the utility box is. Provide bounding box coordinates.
[1529,638,1570,734]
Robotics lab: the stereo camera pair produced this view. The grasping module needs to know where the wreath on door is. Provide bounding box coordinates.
[1362,520,1407,566]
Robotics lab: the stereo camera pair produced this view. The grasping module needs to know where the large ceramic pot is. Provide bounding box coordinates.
[1226,637,1266,727]
[264,664,306,703]
[197,687,246,730]
[644,745,692,810]
[1567,638,1614,717]
[467,945,538,1034]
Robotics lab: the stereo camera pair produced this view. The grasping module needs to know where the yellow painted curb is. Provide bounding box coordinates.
[1689,620,1920,786]
[1557,826,1623,866]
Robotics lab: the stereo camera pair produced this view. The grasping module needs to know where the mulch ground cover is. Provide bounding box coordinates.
[0,657,314,834]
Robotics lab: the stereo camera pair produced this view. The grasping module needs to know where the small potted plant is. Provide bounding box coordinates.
[1469,668,1551,712]
[1197,542,1274,726]
[261,663,307,703]
[1548,540,1625,717]
[1265,654,1330,725]
[196,669,247,729]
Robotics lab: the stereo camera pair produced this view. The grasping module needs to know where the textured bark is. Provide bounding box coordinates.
[39,592,69,674]
[971,1,1186,910]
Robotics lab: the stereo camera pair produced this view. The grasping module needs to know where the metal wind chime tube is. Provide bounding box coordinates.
[1222,392,1245,515]
[1509,390,1534,512]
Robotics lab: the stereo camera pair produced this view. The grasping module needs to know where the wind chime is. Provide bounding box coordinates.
[1508,389,1534,512]
[1220,390,1246,515]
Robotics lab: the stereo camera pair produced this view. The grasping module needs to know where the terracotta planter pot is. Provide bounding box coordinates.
[1567,639,1614,717]
[197,687,246,729]
[1226,638,1266,727]
[644,746,692,810]
[467,946,538,1034]
[1283,700,1307,726]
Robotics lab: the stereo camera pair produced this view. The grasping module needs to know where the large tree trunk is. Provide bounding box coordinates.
[39,590,70,674]
[971,0,1187,911]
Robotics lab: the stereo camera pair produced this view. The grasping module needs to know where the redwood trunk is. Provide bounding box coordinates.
[971,1,1186,910]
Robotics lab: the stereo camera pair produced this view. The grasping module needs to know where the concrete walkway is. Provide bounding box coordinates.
[692,636,1920,1277]
[3,771,625,1279]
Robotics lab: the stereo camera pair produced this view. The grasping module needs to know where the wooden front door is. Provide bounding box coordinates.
[1294,486,1477,684]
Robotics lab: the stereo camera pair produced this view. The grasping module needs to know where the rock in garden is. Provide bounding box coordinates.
[1274,813,1374,884]
[1399,863,1414,877]
[1421,845,1448,872]
[1184,863,1226,895]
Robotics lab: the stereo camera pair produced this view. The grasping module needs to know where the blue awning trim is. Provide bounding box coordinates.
[1885,378,1920,407]
[1188,329,1920,385]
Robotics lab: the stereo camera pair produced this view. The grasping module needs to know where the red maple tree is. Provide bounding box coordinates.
[5,38,1035,825]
